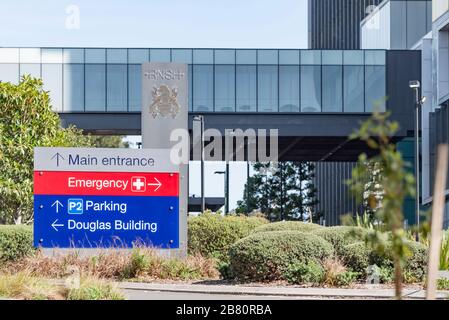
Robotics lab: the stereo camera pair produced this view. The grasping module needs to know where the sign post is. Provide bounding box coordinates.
[34,147,180,251]
[141,62,189,257]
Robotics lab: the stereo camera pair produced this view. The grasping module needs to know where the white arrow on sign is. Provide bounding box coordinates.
[51,200,63,213]
[148,177,162,192]
[51,219,64,232]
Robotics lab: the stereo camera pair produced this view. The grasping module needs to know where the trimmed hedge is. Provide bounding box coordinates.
[339,242,372,274]
[339,240,428,282]
[187,213,268,262]
[0,225,34,264]
[228,231,334,281]
[312,226,368,255]
[252,221,322,234]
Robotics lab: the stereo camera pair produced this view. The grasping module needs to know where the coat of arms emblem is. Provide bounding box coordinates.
[149,84,181,118]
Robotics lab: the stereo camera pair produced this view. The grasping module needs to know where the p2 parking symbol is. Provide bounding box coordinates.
[68,198,84,215]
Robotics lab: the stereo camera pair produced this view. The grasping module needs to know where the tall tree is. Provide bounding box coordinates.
[236,161,319,221]
[0,76,92,224]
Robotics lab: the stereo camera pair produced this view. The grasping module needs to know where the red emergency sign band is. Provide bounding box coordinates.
[34,171,179,197]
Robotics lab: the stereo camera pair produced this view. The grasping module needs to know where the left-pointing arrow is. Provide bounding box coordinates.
[51,200,63,213]
[51,219,64,232]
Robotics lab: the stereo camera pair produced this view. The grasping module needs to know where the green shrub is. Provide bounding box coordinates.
[335,271,360,286]
[120,249,149,279]
[252,221,322,234]
[0,225,34,264]
[312,226,367,255]
[217,261,233,280]
[403,241,427,283]
[284,261,325,285]
[340,239,426,283]
[437,278,449,290]
[228,231,334,282]
[339,242,371,274]
[187,212,267,263]
[379,266,394,284]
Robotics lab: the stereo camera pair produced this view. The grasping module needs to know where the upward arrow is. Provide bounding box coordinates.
[51,200,63,213]
[51,153,65,167]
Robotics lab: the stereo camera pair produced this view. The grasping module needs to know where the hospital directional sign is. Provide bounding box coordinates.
[33,147,180,249]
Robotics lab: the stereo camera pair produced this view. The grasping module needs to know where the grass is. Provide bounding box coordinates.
[0,271,124,300]
[4,248,219,282]
[440,231,449,271]
[0,248,218,300]
[0,271,63,300]
[66,277,124,300]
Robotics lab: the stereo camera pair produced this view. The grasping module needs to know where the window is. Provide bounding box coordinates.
[20,48,41,63]
[85,49,105,63]
[42,64,63,111]
[322,51,342,65]
[236,50,256,64]
[63,64,84,111]
[301,66,321,112]
[322,66,342,112]
[215,50,235,64]
[193,50,213,64]
[63,49,84,63]
[128,65,141,111]
[172,49,192,63]
[193,65,213,111]
[365,51,385,65]
[279,66,299,112]
[258,50,278,64]
[258,65,278,112]
[128,49,149,64]
[215,65,235,112]
[42,49,63,64]
[344,66,364,112]
[344,51,364,65]
[0,48,19,63]
[0,64,19,84]
[107,64,127,111]
[107,49,127,63]
[85,64,106,111]
[301,50,321,65]
[279,50,300,65]
[20,64,40,79]
[236,65,256,112]
[407,1,427,48]
[365,66,386,112]
[150,49,170,62]
[188,65,192,111]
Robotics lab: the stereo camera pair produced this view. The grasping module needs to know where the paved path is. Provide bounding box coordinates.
[118,282,449,300]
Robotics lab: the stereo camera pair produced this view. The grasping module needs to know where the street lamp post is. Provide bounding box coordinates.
[193,115,205,213]
[214,165,229,214]
[409,80,426,236]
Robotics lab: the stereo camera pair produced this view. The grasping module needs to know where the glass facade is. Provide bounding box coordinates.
[0,48,386,113]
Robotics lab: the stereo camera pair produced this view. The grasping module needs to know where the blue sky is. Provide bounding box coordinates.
[0,0,308,211]
[0,0,308,48]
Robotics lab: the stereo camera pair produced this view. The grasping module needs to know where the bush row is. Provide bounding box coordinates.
[227,221,428,284]
[0,225,34,264]
[187,212,268,263]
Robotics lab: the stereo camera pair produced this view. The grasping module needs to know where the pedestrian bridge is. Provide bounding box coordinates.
[0,47,420,161]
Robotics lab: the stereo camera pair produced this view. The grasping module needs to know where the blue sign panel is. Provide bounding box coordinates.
[34,195,179,248]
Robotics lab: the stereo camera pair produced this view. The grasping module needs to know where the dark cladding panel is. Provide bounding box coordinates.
[386,50,422,136]
[313,161,359,225]
[309,0,383,50]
